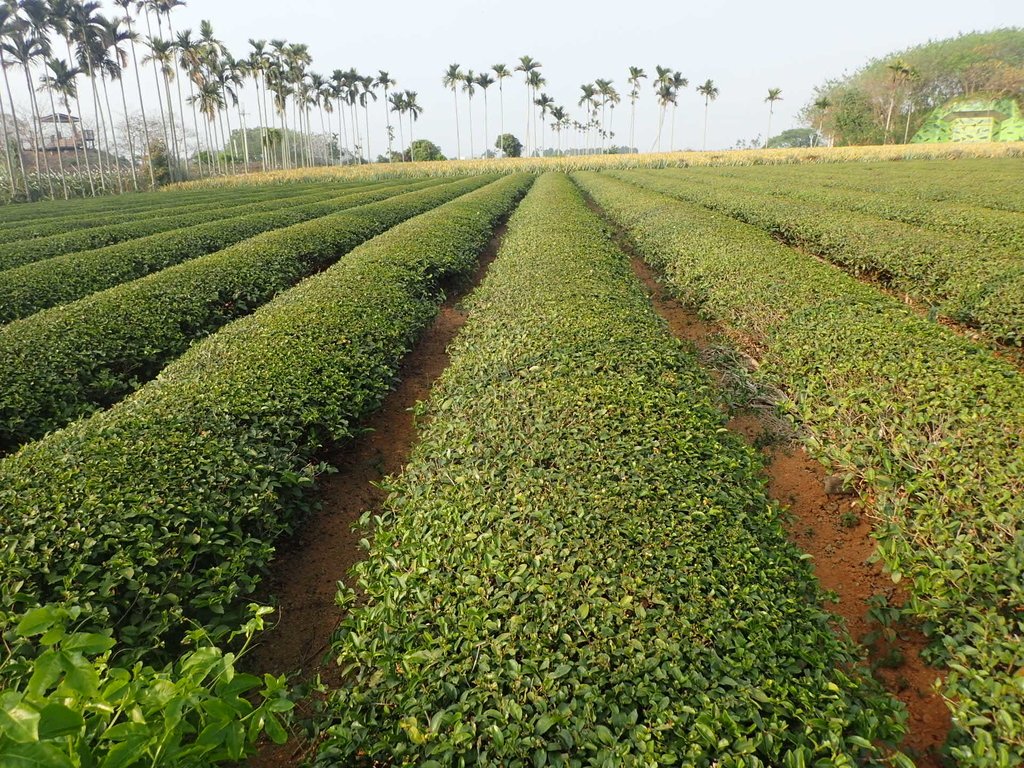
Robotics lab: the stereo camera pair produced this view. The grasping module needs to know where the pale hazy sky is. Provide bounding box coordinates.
[13,0,1021,157]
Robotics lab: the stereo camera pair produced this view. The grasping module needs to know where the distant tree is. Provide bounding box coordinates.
[626,66,646,153]
[812,96,832,146]
[410,138,444,161]
[764,88,783,148]
[696,78,719,150]
[767,127,817,148]
[442,63,463,157]
[495,132,521,157]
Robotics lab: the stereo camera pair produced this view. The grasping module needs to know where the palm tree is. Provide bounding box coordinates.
[99,15,139,190]
[515,55,540,155]
[3,25,54,197]
[39,57,85,196]
[461,68,476,158]
[247,39,269,171]
[526,69,545,154]
[37,57,70,198]
[0,6,30,198]
[884,58,911,143]
[812,95,831,147]
[358,74,375,162]
[329,68,348,163]
[442,62,462,158]
[651,65,672,152]
[668,72,688,150]
[902,67,920,144]
[534,91,554,155]
[388,90,405,160]
[696,78,718,151]
[142,35,180,179]
[594,78,613,151]
[404,88,420,159]
[115,0,154,186]
[376,70,395,160]
[138,1,175,179]
[577,83,596,153]
[12,0,57,197]
[549,104,566,154]
[82,13,127,193]
[158,0,191,175]
[475,71,494,158]
[627,66,646,153]
[491,63,509,154]
[764,87,782,148]
[48,0,95,195]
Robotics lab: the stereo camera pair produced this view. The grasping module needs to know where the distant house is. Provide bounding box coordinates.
[36,113,96,151]
[912,97,1024,143]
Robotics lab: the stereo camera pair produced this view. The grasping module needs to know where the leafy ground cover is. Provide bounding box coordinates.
[318,173,907,766]
[575,170,1024,766]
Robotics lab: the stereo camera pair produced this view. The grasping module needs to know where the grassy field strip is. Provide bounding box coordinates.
[703,160,1024,214]
[617,169,1024,347]
[0,176,501,453]
[0,180,346,226]
[318,173,907,766]
[0,178,451,324]
[0,174,532,686]
[574,171,1024,766]
[0,181,411,271]
[0,182,366,246]
[678,166,1024,250]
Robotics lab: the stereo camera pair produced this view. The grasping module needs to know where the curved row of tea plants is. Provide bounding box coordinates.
[691,166,1024,250]
[575,170,1024,767]
[318,173,907,767]
[0,178,447,324]
[0,185,358,264]
[0,182,350,246]
[617,169,1024,347]
[0,173,532,668]
[0,176,494,453]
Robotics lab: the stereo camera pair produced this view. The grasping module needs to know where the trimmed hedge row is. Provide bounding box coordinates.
[0,178,447,323]
[0,172,533,664]
[574,170,1024,766]
[0,182,359,248]
[0,182,400,271]
[695,166,1024,250]
[617,169,1024,347]
[0,176,497,453]
[318,173,907,766]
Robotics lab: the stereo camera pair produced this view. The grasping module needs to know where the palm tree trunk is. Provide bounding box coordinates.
[671,103,677,151]
[498,82,504,157]
[335,95,345,164]
[124,15,155,188]
[482,91,489,159]
[395,106,405,162]
[221,87,236,175]
[161,71,179,178]
[143,8,174,179]
[467,93,474,158]
[523,84,529,156]
[452,87,460,158]
[702,101,709,151]
[0,83,16,199]
[903,107,914,144]
[765,106,773,149]
[239,105,250,171]
[2,52,31,200]
[115,75,139,191]
[382,86,391,161]
[165,17,190,174]
[45,85,69,199]
[24,66,55,199]
[363,102,371,162]
[630,98,636,153]
[100,75,125,193]
[884,92,896,143]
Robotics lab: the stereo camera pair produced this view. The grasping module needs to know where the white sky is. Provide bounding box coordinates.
[8,0,1019,157]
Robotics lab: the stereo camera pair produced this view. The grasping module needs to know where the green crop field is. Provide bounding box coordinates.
[0,156,1022,767]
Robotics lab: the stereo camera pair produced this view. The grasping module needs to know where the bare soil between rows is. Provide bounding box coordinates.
[246,226,506,766]
[629,254,951,767]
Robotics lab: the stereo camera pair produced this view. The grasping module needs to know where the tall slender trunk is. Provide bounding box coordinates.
[497,82,504,156]
[670,103,677,150]
[482,90,489,159]
[765,105,773,149]
[100,74,125,193]
[115,74,139,190]
[143,9,173,180]
[24,65,55,198]
[466,92,474,158]
[382,85,392,161]
[363,101,371,162]
[161,70,179,179]
[523,84,529,156]
[903,106,914,144]
[165,16,190,174]
[452,87,460,158]
[335,95,345,164]
[62,37,94,196]
[395,106,404,161]
[78,33,109,193]
[408,112,414,160]
[124,16,155,188]
[1,51,31,199]
[702,101,709,151]
[239,105,249,171]
[253,76,266,172]
[221,85,236,174]
[630,97,636,153]
[63,94,86,195]
[185,72,204,176]
[44,84,69,198]
[0,81,15,199]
